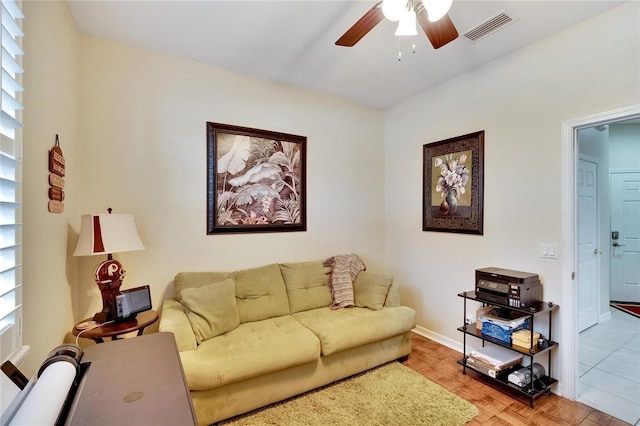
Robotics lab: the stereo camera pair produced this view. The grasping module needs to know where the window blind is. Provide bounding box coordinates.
[0,0,24,365]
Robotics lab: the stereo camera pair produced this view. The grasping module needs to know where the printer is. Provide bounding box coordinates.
[475,267,541,308]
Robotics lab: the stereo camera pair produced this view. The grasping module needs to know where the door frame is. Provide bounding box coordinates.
[560,104,640,400]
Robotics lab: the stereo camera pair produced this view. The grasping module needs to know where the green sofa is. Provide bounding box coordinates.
[159,260,416,425]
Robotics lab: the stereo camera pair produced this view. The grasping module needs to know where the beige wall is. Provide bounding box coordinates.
[21,1,384,375]
[74,37,386,321]
[18,0,639,384]
[384,0,639,393]
[21,3,385,373]
[21,0,80,376]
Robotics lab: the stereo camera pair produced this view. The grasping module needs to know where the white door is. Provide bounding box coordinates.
[577,159,600,331]
[610,171,640,303]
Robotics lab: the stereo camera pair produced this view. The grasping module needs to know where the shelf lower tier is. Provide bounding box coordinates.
[457,359,557,406]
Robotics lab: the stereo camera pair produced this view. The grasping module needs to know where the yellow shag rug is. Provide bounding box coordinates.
[219,361,479,425]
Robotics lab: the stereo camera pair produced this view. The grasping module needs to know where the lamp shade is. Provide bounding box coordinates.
[74,214,145,256]
[381,0,406,22]
[394,10,417,36]
[423,0,453,22]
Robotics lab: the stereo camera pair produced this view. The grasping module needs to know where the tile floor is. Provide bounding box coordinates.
[578,307,640,425]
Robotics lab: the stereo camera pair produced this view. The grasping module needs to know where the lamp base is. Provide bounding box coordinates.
[93,257,126,323]
[92,310,111,323]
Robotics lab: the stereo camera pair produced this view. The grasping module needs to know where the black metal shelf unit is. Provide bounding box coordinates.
[457,291,559,407]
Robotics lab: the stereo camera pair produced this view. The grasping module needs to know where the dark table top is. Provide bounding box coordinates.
[65,332,197,426]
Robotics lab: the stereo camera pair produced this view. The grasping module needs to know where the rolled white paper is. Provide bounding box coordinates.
[9,361,76,426]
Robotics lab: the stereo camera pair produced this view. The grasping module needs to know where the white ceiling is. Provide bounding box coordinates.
[67,0,625,109]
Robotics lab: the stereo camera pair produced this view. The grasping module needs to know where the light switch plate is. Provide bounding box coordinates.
[540,243,558,259]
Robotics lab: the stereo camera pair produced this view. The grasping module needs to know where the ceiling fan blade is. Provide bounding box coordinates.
[336,1,384,47]
[416,5,459,49]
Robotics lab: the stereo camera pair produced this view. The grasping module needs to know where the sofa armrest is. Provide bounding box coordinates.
[159,299,197,352]
[385,282,401,307]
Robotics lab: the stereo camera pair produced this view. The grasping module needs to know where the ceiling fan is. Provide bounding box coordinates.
[336,0,459,49]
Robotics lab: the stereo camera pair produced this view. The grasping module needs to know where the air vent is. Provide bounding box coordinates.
[462,10,518,43]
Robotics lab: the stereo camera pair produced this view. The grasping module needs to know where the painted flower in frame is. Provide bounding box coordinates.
[434,153,470,199]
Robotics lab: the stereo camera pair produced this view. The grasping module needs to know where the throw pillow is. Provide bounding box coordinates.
[353,271,393,310]
[180,278,240,343]
[174,271,231,301]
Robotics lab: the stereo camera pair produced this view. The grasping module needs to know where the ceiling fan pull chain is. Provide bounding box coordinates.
[396,36,417,61]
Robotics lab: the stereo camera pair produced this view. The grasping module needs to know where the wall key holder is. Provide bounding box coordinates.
[48,134,66,213]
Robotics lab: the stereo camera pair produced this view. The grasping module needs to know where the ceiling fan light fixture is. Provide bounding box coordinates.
[381,0,406,22]
[394,10,417,36]
[423,0,453,22]
[335,0,458,49]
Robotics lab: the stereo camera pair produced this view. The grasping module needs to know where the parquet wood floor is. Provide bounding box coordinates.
[403,332,630,425]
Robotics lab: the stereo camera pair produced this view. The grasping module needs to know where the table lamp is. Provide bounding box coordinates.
[74,208,145,322]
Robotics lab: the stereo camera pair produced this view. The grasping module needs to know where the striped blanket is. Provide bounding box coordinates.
[323,254,366,309]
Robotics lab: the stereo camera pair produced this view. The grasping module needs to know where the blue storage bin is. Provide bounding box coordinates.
[481,318,530,344]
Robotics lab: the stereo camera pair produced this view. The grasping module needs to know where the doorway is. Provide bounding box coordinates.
[575,119,640,423]
[561,105,640,423]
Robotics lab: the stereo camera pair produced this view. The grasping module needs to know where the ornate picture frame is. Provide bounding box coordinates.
[423,131,484,234]
[207,122,307,234]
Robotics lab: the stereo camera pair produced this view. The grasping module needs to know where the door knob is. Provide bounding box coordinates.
[612,242,626,247]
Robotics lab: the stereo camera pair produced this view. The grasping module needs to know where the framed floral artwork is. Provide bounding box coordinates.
[207,122,307,234]
[422,131,484,234]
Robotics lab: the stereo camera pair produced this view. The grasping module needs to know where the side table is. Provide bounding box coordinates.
[72,310,159,343]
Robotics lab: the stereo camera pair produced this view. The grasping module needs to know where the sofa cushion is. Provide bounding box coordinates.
[231,264,290,323]
[280,261,331,313]
[180,278,240,344]
[179,316,320,390]
[174,271,231,300]
[292,306,416,356]
[353,272,393,311]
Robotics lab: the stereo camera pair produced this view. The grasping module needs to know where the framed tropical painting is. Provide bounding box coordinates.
[423,131,484,234]
[207,122,307,234]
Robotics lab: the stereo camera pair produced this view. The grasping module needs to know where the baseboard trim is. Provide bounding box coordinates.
[599,309,612,323]
[412,326,463,354]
